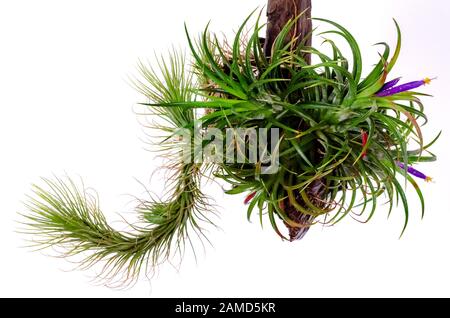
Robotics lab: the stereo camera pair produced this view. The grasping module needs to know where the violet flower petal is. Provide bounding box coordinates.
[376,78,432,97]
[396,161,432,182]
[380,77,401,92]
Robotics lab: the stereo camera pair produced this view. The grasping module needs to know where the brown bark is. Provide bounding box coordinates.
[264,0,312,62]
[284,179,325,241]
[265,0,319,241]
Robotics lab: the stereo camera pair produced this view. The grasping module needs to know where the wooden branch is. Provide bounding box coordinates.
[264,0,312,63]
[265,0,316,241]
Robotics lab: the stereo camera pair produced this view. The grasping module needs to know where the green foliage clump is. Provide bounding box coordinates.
[21,11,438,285]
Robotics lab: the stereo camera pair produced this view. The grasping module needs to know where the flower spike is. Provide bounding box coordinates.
[380,77,401,91]
[361,129,368,158]
[244,192,257,205]
[396,161,433,182]
[376,77,435,97]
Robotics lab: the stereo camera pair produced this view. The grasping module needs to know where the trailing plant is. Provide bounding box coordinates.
[20,10,439,285]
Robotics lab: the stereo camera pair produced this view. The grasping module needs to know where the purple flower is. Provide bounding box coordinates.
[396,161,432,182]
[379,77,401,92]
[376,78,433,97]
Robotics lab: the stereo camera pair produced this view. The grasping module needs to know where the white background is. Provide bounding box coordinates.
[1,0,449,297]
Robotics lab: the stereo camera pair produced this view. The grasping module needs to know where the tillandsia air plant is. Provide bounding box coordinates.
[20,1,439,287]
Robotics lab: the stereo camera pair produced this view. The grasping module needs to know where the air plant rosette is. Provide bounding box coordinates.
[20,8,439,286]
